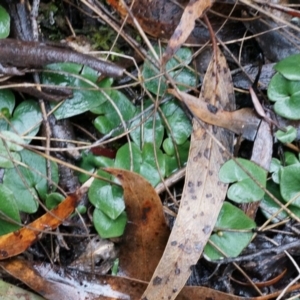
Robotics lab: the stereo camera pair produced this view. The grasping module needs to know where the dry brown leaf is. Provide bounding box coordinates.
[168,89,261,141]
[141,47,234,300]
[0,258,79,300]
[162,0,213,64]
[0,192,81,260]
[104,168,170,281]
[4,257,295,300]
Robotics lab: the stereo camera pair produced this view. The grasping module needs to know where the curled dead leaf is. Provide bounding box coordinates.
[162,0,213,64]
[104,168,170,281]
[168,88,261,141]
[0,193,79,260]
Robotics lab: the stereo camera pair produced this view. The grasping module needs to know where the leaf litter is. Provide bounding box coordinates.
[141,45,235,299]
[1,0,300,299]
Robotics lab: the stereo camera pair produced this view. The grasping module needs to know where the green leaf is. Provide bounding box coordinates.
[268,73,300,102]
[0,6,10,39]
[77,153,96,183]
[0,185,21,235]
[3,150,58,213]
[43,63,113,119]
[164,139,190,176]
[260,181,300,222]
[88,169,125,220]
[140,143,165,186]
[93,90,136,136]
[130,100,164,148]
[0,131,24,152]
[275,126,297,143]
[0,131,25,168]
[280,164,300,207]
[161,99,192,145]
[77,152,116,183]
[268,73,300,120]
[273,92,300,120]
[275,54,300,81]
[114,143,165,186]
[114,143,141,173]
[93,208,127,238]
[45,193,65,210]
[0,90,15,131]
[219,158,267,203]
[285,151,299,165]
[204,202,256,260]
[10,100,42,141]
[270,158,281,173]
[162,137,175,156]
[142,47,196,96]
[0,151,20,169]
[269,158,281,184]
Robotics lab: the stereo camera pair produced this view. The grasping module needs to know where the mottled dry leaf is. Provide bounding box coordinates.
[162,0,213,64]
[142,47,234,300]
[104,168,170,281]
[0,193,80,260]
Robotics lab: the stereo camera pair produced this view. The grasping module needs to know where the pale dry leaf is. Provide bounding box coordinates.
[141,46,235,300]
[162,0,213,64]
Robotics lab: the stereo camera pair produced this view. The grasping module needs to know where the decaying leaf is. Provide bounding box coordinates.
[168,89,261,141]
[141,46,235,299]
[0,258,79,300]
[104,168,170,281]
[0,192,80,260]
[162,0,213,64]
[5,257,297,300]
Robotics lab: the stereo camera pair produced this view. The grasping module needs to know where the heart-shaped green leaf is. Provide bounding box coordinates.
[275,53,300,81]
[88,159,125,220]
[219,158,267,203]
[93,208,127,238]
[275,126,297,144]
[204,202,256,260]
[268,73,300,120]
